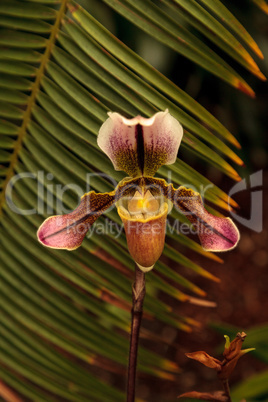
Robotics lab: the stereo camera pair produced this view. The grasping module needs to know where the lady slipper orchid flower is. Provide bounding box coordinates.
[37,110,239,272]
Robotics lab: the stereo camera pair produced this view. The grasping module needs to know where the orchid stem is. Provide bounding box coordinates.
[127,265,146,402]
[222,379,232,402]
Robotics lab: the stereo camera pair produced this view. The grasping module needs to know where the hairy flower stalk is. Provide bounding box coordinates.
[127,265,146,402]
[37,110,240,401]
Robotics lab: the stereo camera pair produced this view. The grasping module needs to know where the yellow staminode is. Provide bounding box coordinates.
[128,190,159,219]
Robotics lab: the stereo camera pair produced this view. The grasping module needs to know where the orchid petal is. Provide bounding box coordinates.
[97,109,183,177]
[174,187,240,252]
[141,178,240,252]
[37,191,115,250]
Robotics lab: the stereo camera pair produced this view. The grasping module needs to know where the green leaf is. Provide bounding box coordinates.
[0,16,52,33]
[0,60,36,76]
[68,1,256,98]
[63,7,240,148]
[197,0,264,58]
[0,316,123,401]
[0,74,33,90]
[0,136,15,149]
[52,45,146,116]
[0,119,19,135]
[61,21,242,177]
[232,370,268,401]
[0,30,48,48]
[169,0,265,81]
[0,102,24,119]
[251,0,268,14]
[0,48,42,62]
[0,1,57,19]
[103,0,251,88]
[0,89,28,104]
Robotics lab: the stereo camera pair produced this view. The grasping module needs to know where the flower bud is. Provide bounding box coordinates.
[219,332,249,380]
[223,332,246,361]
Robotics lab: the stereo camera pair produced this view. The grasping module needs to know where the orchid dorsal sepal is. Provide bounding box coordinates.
[97,109,183,177]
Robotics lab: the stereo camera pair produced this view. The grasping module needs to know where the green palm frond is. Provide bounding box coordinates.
[251,0,268,14]
[233,370,268,401]
[0,0,265,400]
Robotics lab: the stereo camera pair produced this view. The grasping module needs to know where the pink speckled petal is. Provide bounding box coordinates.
[37,191,115,250]
[97,109,183,177]
[139,177,240,252]
[175,187,240,252]
[197,216,239,252]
